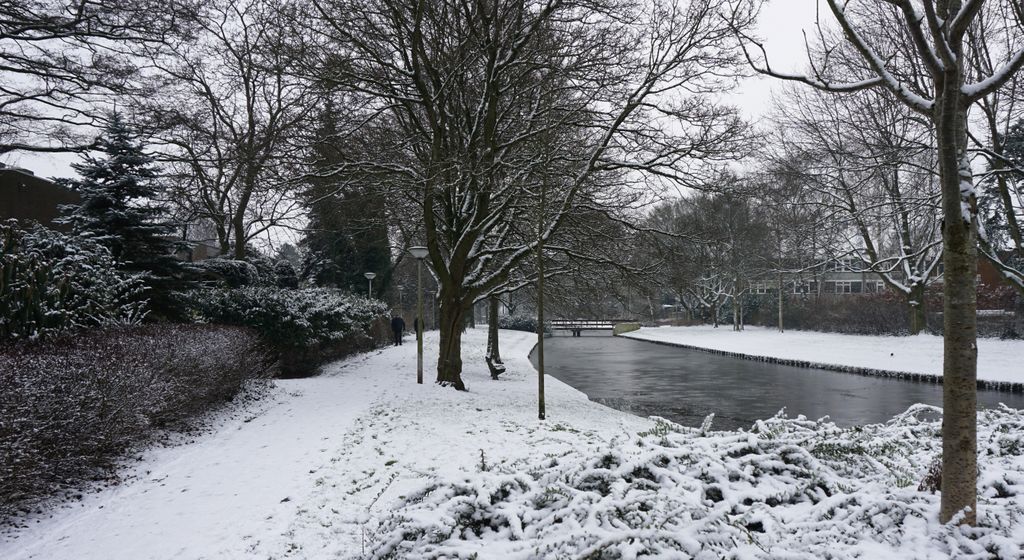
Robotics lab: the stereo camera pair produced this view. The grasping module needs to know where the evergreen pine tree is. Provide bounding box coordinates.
[59,113,186,319]
[301,105,392,293]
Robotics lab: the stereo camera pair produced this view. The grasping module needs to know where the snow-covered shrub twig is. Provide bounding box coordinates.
[368,405,1024,559]
[0,324,276,521]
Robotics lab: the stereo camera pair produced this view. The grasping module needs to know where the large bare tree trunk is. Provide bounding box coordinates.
[732,278,743,331]
[908,282,928,335]
[436,291,469,390]
[487,296,501,364]
[937,75,978,525]
[712,295,720,328]
[777,272,784,333]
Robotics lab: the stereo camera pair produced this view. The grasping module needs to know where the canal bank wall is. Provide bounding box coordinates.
[622,334,1024,394]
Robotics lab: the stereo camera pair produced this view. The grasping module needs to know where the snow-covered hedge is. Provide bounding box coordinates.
[499,315,550,334]
[0,324,276,519]
[188,287,388,349]
[189,257,263,287]
[0,220,147,340]
[369,405,1024,559]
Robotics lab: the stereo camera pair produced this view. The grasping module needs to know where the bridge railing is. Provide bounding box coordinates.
[549,319,632,330]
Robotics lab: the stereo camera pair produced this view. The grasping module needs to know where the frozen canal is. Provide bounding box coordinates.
[534,331,1024,430]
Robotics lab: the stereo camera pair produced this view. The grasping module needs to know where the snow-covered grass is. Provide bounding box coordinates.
[4,327,1024,559]
[623,325,1024,385]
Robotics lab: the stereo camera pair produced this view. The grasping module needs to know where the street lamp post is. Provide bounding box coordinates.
[409,246,429,384]
[364,272,377,299]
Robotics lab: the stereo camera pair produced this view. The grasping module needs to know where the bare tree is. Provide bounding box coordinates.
[312,0,757,389]
[646,186,771,330]
[968,3,1024,292]
[0,0,191,156]
[772,85,942,334]
[740,0,1024,525]
[753,156,826,333]
[140,0,315,258]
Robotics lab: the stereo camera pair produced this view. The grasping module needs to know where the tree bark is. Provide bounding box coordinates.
[712,295,720,328]
[777,271,784,333]
[936,66,978,526]
[732,278,742,331]
[487,296,501,364]
[436,291,469,390]
[908,282,927,335]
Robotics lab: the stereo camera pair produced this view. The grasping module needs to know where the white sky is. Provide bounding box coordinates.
[724,1,823,123]
[7,1,820,180]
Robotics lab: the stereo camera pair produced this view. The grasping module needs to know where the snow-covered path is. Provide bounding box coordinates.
[1,361,390,559]
[0,329,648,559]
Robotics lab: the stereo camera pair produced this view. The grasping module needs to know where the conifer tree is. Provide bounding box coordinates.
[300,106,392,293]
[60,113,185,319]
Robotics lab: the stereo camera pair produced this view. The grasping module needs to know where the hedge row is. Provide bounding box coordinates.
[186,287,391,376]
[0,324,276,520]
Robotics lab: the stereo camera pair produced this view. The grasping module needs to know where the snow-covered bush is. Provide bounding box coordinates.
[189,257,262,287]
[499,315,550,334]
[274,259,299,289]
[748,291,925,336]
[188,287,388,348]
[0,220,147,340]
[368,405,1024,559]
[0,324,275,520]
[187,287,390,375]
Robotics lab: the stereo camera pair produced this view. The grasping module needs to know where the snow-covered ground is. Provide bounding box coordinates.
[4,327,1024,559]
[0,329,648,559]
[623,325,1024,385]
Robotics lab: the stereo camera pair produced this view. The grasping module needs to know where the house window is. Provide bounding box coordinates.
[833,281,861,294]
[824,281,836,294]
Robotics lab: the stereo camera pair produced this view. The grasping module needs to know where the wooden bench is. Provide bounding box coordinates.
[486,356,506,380]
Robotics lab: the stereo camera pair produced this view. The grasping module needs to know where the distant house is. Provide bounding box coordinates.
[0,164,79,231]
[750,258,890,297]
[174,238,223,262]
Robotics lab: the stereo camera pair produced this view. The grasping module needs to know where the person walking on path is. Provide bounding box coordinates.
[391,314,406,346]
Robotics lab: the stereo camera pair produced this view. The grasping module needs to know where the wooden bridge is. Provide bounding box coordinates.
[549,319,632,336]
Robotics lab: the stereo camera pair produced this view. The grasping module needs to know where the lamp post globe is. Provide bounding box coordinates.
[364,272,377,299]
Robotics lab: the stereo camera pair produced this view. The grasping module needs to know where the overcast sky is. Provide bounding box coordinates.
[725,1,822,122]
[7,1,821,180]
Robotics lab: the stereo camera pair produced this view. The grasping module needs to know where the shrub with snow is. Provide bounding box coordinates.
[0,324,276,520]
[499,315,550,335]
[0,220,147,340]
[274,259,299,289]
[368,405,1024,559]
[189,257,262,288]
[188,287,388,350]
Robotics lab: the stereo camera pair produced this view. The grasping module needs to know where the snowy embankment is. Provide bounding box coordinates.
[4,328,1024,559]
[623,325,1024,389]
[0,329,648,559]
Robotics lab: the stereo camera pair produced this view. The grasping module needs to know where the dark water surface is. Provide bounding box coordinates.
[531,332,1024,430]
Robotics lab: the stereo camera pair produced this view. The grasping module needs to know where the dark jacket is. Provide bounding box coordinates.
[391,316,405,332]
